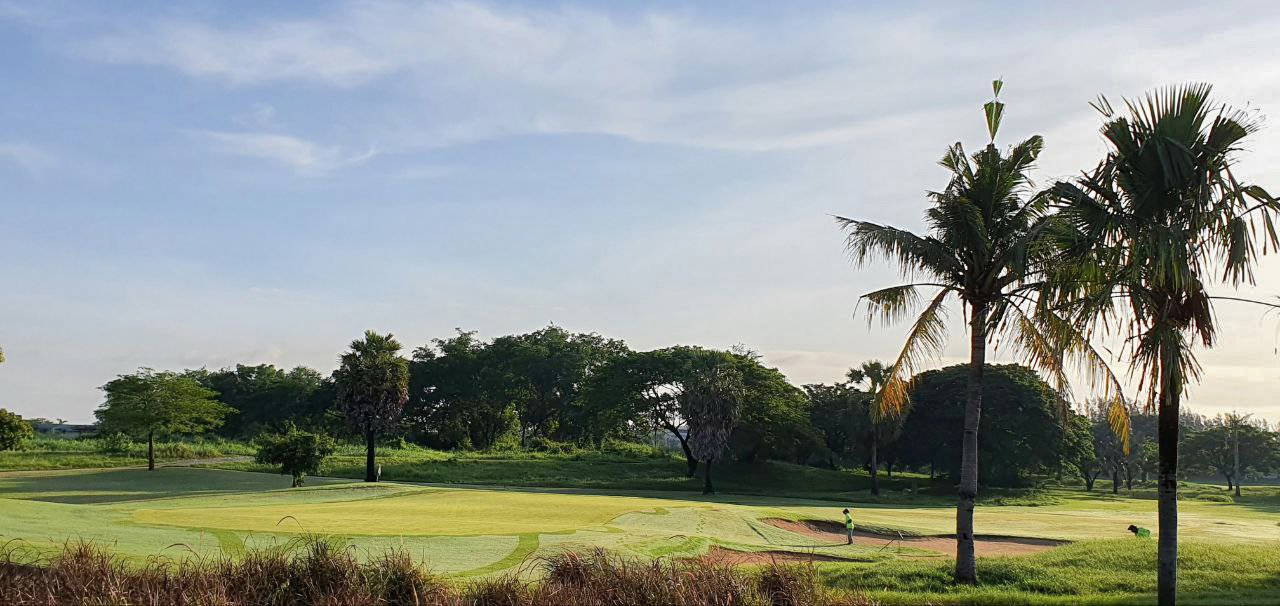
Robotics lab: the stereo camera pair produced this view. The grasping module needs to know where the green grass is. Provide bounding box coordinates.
[1,467,1278,603]
[0,436,253,471]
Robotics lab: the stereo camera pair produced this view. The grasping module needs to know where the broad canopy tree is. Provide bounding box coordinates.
[95,368,230,470]
[334,331,409,483]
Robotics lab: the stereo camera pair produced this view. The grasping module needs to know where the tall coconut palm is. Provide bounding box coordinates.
[846,360,894,496]
[1047,83,1279,605]
[838,81,1123,584]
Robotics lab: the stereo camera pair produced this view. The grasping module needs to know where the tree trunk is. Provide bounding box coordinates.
[663,422,698,477]
[1084,472,1096,492]
[365,427,378,482]
[870,439,880,496]
[147,431,155,471]
[703,459,714,494]
[955,302,987,585]
[1111,470,1119,494]
[1233,426,1241,498]
[1157,346,1179,606]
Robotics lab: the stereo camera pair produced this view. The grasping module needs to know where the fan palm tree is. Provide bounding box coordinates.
[846,360,895,496]
[1047,83,1279,605]
[334,331,410,483]
[837,81,1123,584]
[683,360,744,495]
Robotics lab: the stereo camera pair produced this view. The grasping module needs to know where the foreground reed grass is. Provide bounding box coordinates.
[0,540,874,606]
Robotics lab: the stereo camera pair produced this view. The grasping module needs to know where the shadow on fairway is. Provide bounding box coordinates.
[0,467,332,504]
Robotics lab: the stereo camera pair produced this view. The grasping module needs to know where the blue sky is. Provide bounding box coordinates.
[5,0,1280,424]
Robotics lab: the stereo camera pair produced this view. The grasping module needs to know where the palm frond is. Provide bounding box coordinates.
[835,217,960,279]
[877,289,952,418]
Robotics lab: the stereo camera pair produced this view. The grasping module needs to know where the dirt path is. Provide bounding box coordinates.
[698,546,857,566]
[764,519,1067,557]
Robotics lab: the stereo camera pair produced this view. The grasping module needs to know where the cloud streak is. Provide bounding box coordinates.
[190,130,377,174]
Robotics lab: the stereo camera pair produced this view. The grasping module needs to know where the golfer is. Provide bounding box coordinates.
[843,508,854,544]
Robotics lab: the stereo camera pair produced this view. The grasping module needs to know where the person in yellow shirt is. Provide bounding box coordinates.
[843,508,854,545]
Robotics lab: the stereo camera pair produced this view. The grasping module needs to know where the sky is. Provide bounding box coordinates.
[4,0,1280,425]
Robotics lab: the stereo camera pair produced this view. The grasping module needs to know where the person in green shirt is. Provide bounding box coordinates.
[843,508,854,544]
[1127,524,1151,538]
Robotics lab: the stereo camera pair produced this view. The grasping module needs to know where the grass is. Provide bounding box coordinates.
[1,467,1278,603]
[0,436,253,471]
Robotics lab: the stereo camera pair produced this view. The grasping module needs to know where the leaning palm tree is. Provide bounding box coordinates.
[1046,83,1279,606]
[837,81,1123,584]
[846,360,895,496]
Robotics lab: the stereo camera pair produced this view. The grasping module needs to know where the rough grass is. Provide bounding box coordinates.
[0,540,873,606]
[0,437,253,471]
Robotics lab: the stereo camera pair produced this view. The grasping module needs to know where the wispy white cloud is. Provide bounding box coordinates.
[0,142,56,175]
[190,130,377,175]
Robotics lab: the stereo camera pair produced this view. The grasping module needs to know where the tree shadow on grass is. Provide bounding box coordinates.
[0,467,317,504]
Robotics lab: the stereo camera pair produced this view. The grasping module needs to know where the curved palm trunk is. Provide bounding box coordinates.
[1157,345,1179,606]
[955,303,987,585]
[147,430,155,472]
[365,426,378,482]
[870,438,880,496]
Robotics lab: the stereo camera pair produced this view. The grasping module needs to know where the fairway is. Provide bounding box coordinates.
[3,466,1280,581]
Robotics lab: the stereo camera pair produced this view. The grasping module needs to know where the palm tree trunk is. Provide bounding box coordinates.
[870,438,880,496]
[703,459,714,494]
[147,430,155,471]
[955,302,987,585]
[365,426,378,482]
[1157,344,1179,606]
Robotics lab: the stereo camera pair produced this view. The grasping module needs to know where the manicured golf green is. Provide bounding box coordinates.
[2,466,1278,585]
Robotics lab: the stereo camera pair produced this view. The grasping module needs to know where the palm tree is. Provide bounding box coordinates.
[334,331,410,483]
[838,81,1122,584]
[1047,83,1279,605]
[683,360,743,495]
[846,360,894,496]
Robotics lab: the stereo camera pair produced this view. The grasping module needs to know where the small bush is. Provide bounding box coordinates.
[0,409,34,451]
[600,438,666,459]
[527,437,576,455]
[1193,493,1234,503]
[153,442,196,459]
[255,426,337,487]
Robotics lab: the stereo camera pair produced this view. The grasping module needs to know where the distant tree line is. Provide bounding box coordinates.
[81,323,1280,492]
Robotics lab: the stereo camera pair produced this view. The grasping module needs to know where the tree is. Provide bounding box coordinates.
[1182,415,1277,496]
[95,368,230,470]
[805,382,866,469]
[1047,83,1280,605]
[334,331,409,483]
[903,364,1070,486]
[196,364,326,438]
[847,361,898,495]
[837,81,1119,583]
[683,360,744,494]
[254,425,336,487]
[727,348,820,465]
[0,408,33,451]
[407,330,518,450]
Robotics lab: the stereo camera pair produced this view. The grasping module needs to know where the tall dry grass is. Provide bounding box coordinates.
[0,540,876,606]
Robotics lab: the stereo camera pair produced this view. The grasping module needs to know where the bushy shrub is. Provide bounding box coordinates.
[152,442,196,460]
[255,426,337,487]
[1194,493,1234,503]
[0,409,33,451]
[600,439,666,459]
[527,437,576,455]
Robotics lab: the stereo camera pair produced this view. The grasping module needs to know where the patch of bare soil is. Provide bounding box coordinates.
[763,519,1067,557]
[698,546,856,566]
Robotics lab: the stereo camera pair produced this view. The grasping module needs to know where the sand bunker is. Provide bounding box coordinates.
[764,519,1066,557]
[698,546,857,566]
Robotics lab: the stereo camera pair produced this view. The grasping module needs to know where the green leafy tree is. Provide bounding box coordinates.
[683,361,744,494]
[196,364,326,438]
[1182,414,1277,496]
[407,330,517,450]
[334,331,410,483]
[0,408,33,451]
[1047,83,1280,605]
[805,382,866,469]
[255,425,337,487]
[904,364,1071,487]
[95,368,230,470]
[837,81,1120,583]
